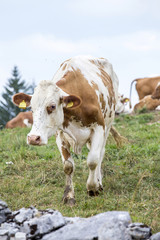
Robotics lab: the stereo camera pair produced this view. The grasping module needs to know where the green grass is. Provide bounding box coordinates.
[0,111,160,232]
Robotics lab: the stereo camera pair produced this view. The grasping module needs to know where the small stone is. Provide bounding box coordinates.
[0,229,9,240]
[14,207,38,224]
[0,200,8,210]
[0,208,12,224]
[15,232,26,240]
[0,236,8,240]
[128,222,151,239]
[0,222,19,238]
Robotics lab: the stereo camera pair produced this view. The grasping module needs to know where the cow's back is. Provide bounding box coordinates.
[136,76,160,99]
[53,56,118,127]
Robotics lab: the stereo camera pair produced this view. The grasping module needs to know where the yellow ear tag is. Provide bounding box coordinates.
[67,101,74,108]
[19,100,27,109]
[125,99,129,102]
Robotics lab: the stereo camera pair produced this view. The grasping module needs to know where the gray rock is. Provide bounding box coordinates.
[1,199,160,240]
[14,207,38,224]
[64,216,84,224]
[0,201,8,210]
[150,232,160,240]
[98,221,131,240]
[22,210,66,239]
[42,211,131,240]
[0,222,19,239]
[0,235,8,240]
[15,231,26,240]
[128,222,151,239]
[0,203,11,225]
[0,228,9,236]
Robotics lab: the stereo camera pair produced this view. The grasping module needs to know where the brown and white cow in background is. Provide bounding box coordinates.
[129,76,160,108]
[115,93,130,114]
[13,56,119,205]
[133,95,160,112]
[5,111,33,128]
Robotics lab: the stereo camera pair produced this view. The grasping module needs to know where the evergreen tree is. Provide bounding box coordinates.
[0,66,34,128]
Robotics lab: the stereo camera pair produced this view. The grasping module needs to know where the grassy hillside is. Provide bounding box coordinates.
[0,111,160,233]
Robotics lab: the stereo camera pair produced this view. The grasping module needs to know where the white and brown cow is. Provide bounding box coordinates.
[12,56,119,205]
[115,94,130,114]
[5,111,33,128]
[129,76,160,108]
[133,95,160,112]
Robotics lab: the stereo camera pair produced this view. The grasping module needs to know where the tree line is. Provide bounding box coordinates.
[0,66,35,129]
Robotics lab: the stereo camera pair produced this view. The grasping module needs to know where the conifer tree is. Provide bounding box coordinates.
[0,66,34,128]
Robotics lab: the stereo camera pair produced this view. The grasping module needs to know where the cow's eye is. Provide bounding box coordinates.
[47,105,56,114]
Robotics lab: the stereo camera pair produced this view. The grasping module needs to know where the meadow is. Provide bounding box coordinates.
[0,111,160,233]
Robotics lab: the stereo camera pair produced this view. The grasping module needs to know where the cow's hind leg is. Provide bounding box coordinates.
[87,126,106,196]
[56,131,75,206]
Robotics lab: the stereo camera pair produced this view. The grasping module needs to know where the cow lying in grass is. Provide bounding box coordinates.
[5,111,33,128]
[133,95,160,112]
[13,56,119,205]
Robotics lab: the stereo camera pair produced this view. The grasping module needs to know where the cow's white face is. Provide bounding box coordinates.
[115,94,130,114]
[12,80,82,146]
[28,81,64,145]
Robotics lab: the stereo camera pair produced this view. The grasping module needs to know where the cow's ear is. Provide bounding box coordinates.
[152,85,160,99]
[12,93,32,109]
[62,95,82,109]
[121,98,130,104]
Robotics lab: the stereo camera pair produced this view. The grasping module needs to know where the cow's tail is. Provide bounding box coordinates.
[129,79,138,109]
[110,126,128,147]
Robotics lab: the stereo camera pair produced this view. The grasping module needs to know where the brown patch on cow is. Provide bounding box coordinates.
[100,93,106,112]
[62,63,67,71]
[104,108,108,119]
[97,59,105,68]
[56,69,105,128]
[89,59,105,69]
[46,105,56,114]
[109,111,112,118]
[60,59,71,68]
[62,146,71,161]
[89,59,95,65]
[91,81,99,91]
[97,68,116,109]
[107,96,112,109]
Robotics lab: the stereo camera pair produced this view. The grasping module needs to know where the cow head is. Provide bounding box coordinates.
[13,80,81,145]
[115,94,130,114]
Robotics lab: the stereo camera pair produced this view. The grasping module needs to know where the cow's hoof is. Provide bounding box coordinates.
[88,190,99,197]
[63,197,76,206]
[99,185,104,191]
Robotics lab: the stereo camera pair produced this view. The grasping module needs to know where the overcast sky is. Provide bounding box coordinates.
[0,0,160,107]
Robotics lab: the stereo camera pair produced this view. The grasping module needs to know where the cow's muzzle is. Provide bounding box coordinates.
[27,135,41,145]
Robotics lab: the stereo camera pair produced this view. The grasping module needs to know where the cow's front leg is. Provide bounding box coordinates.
[87,126,107,196]
[56,131,75,206]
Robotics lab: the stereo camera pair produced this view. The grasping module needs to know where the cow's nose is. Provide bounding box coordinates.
[28,135,41,145]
